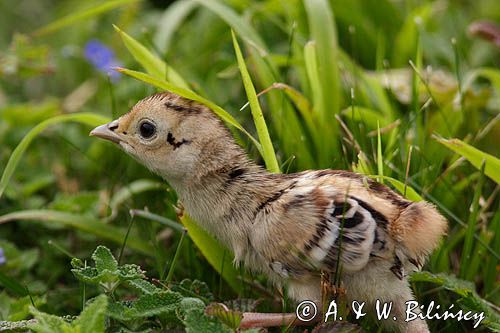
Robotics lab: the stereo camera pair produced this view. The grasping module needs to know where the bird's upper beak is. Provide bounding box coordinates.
[89,119,122,144]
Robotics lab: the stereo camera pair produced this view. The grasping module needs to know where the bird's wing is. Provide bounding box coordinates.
[251,171,400,278]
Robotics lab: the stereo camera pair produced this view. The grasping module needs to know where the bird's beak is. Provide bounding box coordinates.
[89,120,122,144]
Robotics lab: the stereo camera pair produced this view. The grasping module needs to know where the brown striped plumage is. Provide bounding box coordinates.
[90,92,448,332]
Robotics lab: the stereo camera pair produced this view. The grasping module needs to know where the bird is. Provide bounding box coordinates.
[90,91,447,332]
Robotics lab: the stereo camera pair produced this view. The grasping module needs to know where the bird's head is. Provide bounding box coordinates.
[90,92,237,183]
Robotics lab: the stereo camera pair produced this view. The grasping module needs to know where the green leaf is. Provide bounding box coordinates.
[71,246,144,287]
[113,25,189,89]
[71,267,100,284]
[0,113,111,199]
[29,296,108,333]
[33,0,140,36]
[179,214,241,293]
[205,303,242,330]
[74,295,108,333]
[29,308,72,333]
[127,279,160,295]
[132,292,182,317]
[181,304,231,333]
[178,297,205,313]
[116,264,145,280]
[171,279,214,303]
[92,246,118,273]
[0,319,37,332]
[107,291,182,321]
[0,292,45,321]
[435,137,500,184]
[0,210,153,255]
[411,271,500,331]
[231,31,279,173]
[116,67,262,154]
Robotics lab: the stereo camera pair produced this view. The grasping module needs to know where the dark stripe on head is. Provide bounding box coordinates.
[327,170,364,180]
[167,132,190,150]
[164,100,202,114]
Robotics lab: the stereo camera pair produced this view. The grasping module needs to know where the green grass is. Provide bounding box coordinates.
[0,0,499,332]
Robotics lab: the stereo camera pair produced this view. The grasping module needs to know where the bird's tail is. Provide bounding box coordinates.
[390,201,448,266]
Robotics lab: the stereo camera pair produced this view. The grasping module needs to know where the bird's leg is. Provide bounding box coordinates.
[239,312,320,329]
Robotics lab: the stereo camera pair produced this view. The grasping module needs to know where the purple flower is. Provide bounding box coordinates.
[0,248,6,266]
[84,39,121,81]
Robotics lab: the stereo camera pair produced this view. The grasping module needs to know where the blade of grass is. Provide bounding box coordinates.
[118,213,135,265]
[304,41,331,167]
[0,210,153,255]
[192,0,312,169]
[130,209,184,233]
[341,106,391,129]
[192,0,266,52]
[107,179,164,220]
[376,121,384,183]
[33,0,140,37]
[165,228,187,283]
[0,113,111,199]
[452,38,464,113]
[484,209,499,295]
[115,67,263,154]
[434,137,500,184]
[154,0,199,53]
[47,240,75,258]
[370,175,423,202]
[246,45,312,170]
[304,0,342,119]
[113,25,189,89]
[231,30,279,173]
[0,271,29,296]
[304,41,324,121]
[460,161,486,278]
[392,5,432,66]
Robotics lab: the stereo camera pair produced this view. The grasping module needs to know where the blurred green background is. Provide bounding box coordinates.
[0,0,499,332]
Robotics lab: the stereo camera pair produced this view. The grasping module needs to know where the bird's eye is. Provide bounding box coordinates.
[139,121,156,139]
